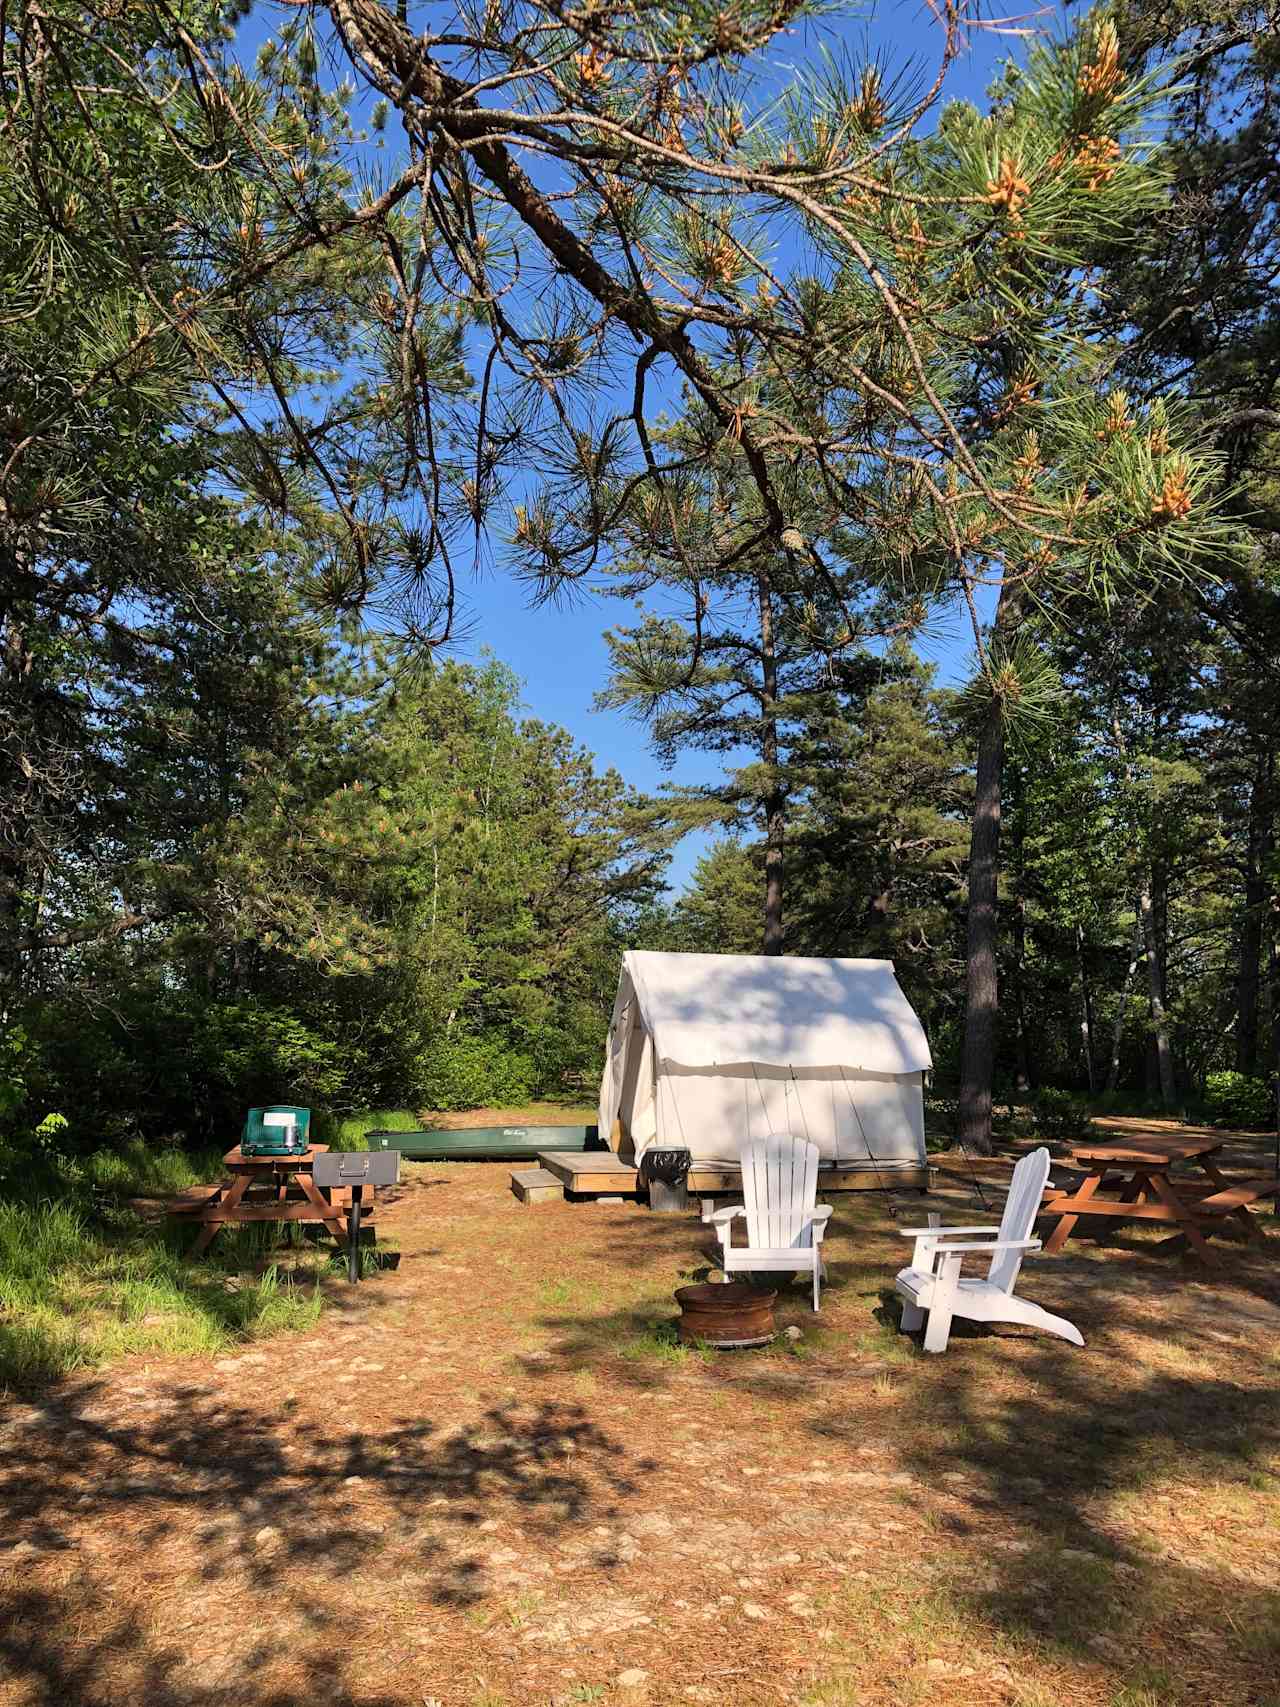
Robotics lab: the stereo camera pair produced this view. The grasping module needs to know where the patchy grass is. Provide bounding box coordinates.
[1110,1669,1184,1707]
[0,1196,325,1389]
[537,1274,604,1310]
[619,1320,711,1365]
[314,1106,420,1149]
[84,1137,227,1197]
[849,1311,917,1364]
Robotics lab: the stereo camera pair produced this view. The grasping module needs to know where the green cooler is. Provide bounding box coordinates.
[241,1105,311,1157]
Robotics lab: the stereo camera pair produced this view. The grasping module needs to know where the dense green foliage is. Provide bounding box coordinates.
[1203,1072,1275,1132]
[8,651,665,1162]
[2,0,1278,1221]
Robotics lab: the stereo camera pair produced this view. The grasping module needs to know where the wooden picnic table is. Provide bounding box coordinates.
[1040,1134,1277,1263]
[173,1144,374,1259]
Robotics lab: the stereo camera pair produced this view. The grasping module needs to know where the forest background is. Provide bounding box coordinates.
[3,0,1279,1191]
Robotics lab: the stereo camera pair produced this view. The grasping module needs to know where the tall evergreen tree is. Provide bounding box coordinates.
[787,652,970,1030]
[597,427,886,955]
[1076,0,1280,1101]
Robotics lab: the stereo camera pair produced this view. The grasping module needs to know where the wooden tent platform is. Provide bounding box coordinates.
[530,1150,929,1198]
[537,1150,640,1194]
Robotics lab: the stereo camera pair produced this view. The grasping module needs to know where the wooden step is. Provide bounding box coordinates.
[510,1166,565,1204]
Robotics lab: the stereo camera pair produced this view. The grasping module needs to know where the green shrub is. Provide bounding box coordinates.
[1029,1087,1093,1142]
[993,1102,1035,1140]
[417,1033,536,1109]
[1203,1071,1274,1130]
[192,1000,350,1113]
[0,1026,75,1188]
[19,990,364,1153]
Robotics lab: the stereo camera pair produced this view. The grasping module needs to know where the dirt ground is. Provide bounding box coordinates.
[2,1117,1279,1707]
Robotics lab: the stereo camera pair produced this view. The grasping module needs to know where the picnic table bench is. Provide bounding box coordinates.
[1040,1135,1278,1264]
[168,1144,376,1259]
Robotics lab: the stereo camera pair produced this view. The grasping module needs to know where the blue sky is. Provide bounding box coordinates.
[244,2,1067,889]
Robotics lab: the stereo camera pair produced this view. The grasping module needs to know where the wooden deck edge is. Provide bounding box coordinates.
[537,1150,637,1190]
[536,1151,931,1196]
[807,1167,932,1193]
[685,1166,931,1193]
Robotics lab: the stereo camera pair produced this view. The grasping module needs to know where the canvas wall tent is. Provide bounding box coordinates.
[598,951,932,1174]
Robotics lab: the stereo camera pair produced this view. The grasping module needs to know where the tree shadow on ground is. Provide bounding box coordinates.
[776,1217,1280,1701]
[0,1381,650,1706]
[882,1335,1280,1701]
[518,1180,1280,1700]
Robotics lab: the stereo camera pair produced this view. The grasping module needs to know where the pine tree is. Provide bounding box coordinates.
[4,0,1255,1143]
[663,842,769,956]
[1084,0,1280,1093]
[786,651,971,1040]
[596,424,886,953]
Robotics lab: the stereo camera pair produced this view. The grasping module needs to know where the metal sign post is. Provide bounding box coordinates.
[312,1151,401,1282]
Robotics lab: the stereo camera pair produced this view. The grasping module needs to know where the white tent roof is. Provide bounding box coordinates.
[622,950,932,1075]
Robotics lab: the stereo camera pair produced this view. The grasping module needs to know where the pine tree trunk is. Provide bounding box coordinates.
[1235,746,1274,1076]
[763,792,785,956]
[1105,917,1143,1096]
[958,583,1025,1154]
[1011,887,1033,1094]
[0,587,35,1014]
[1076,923,1097,1096]
[758,568,785,956]
[1138,882,1177,1109]
[958,700,1005,1152]
[1007,771,1033,1093]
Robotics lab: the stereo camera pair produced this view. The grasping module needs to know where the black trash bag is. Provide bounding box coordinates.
[639,1147,692,1187]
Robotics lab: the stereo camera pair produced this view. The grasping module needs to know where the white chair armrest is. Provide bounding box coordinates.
[707,1206,745,1227]
[897,1224,997,1238]
[924,1237,1042,1255]
[809,1204,834,1243]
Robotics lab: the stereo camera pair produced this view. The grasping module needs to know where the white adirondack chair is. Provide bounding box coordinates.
[895,1146,1084,1354]
[709,1135,832,1310]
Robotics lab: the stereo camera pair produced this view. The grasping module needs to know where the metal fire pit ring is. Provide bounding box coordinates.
[674,1282,777,1348]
